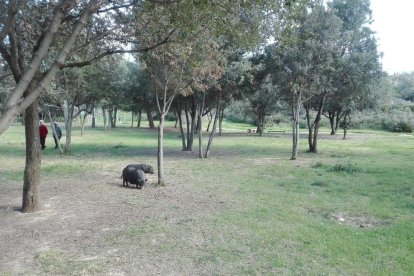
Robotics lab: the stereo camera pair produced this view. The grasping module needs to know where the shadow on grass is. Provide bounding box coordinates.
[0,205,21,212]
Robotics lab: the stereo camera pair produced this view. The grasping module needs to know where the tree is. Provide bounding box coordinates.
[0,1,172,212]
[275,0,318,159]
[246,45,284,136]
[143,43,194,185]
[299,3,342,153]
[392,73,414,102]
[323,0,382,138]
[122,61,156,128]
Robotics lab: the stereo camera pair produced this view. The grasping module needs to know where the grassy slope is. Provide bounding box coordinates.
[0,122,413,274]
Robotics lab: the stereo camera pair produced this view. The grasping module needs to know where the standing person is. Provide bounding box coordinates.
[39,120,48,150]
[53,121,62,149]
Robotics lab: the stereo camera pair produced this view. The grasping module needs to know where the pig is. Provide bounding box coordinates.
[125,163,154,174]
[122,166,147,189]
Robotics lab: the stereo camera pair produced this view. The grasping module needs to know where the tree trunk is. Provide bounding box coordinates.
[197,113,203,158]
[335,112,342,133]
[113,106,117,128]
[309,93,327,154]
[177,98,187,150]
[80,112,87,136]
[108,106,114,128]
[291,107,299,160]
[131,112,135,127]
[22,100,41,213]
[137,109,142,128]
[147,110,155,129]
[174,112,179,128]
[45,111,63,155]
[291,93,301,160]
[257,110,265,136]
[218,107,224,136]
[184,101,191,151]
[206,111,213,132]
[343,112,350,140]
[62,100,73,154]
[205,95,220,158]
[91,107,96,128]
[157,115,165,185]
[188,109,196,151]
[197,92,206,158]
[102,107,107,130]
[106,108,112,131]
[305,104,315,153]
[328,111,336,135]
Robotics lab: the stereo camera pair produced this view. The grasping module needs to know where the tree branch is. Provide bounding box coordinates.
[0,0,19,42]
[2,0,77,111]
[0,0,101,136]
[61,29,175,69]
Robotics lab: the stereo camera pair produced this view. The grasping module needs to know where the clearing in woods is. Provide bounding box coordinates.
[0,125,413,274]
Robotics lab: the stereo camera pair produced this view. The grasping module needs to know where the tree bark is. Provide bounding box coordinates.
[197,92,206,158]
[113,106,117,128]
[291,107,299,160]
[177,97,187,150]
[146,110,155,129]
[80,112,87,136]
[102,107,107,130]
[343,112,350,140]
[328,111,336,135]
[206,111,213,132]
[45,111,63,155]
[137,109,142,127]
[291,93,301,160]
[305,104,314,152]
[306,93,327,153]
[218,107,224,136]
[91,107,96,128]
[157,115,165,185]
[22,99,41,213]
[184,100,191,150]
[205,94,220,158]
[62,100,73,154]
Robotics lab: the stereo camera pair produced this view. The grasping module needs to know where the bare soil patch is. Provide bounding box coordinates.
[330,212,387,228]
[0,165,234,275]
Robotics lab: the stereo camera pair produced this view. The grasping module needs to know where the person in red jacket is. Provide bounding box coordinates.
[39,120,48,150]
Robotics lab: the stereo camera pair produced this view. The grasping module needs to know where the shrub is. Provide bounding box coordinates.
[329,162,361,173]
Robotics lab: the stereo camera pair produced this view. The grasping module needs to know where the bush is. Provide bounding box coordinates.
[329,162,361,173]
[390,122,413,133]
[226,100,254,124]
[312,161,361,173]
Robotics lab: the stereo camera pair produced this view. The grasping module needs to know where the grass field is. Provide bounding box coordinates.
[0,122,413,275]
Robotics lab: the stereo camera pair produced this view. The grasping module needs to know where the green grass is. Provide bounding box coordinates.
[1,122,413,274]
[35,250,104,275]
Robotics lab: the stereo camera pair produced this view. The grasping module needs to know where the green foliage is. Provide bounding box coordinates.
[313,161,362,173]
[329,162,361,173]
[225,99,254,124]
[389,122,413,133]
[391,72,414,101]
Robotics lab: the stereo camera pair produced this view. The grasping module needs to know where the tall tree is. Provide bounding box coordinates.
[323,0,382,138]
[275,0,317,159]
[300,3,342,153]
[0,0,173,212]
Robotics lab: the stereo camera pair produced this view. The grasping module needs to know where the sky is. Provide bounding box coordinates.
[370,0,414,74]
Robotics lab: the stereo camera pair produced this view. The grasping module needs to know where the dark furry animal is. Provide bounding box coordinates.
[122,166,147,189]
[125,163,154,174]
